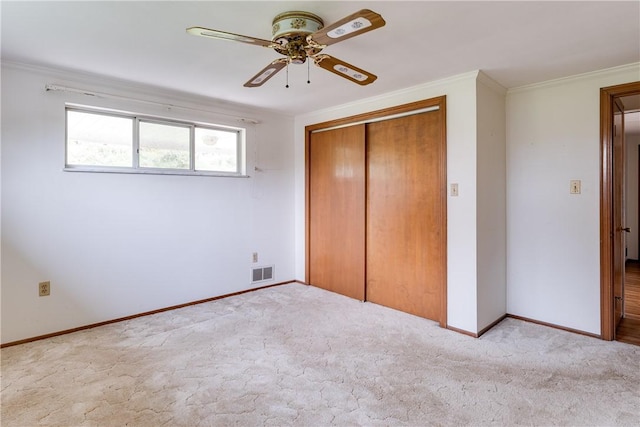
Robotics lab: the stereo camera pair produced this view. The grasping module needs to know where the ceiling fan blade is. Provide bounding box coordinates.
[186,26,275,48]
[308,9,385,47]
[244,59,288,88]
[313,54,377,86]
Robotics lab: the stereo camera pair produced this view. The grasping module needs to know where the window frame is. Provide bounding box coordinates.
[64,105,247,177]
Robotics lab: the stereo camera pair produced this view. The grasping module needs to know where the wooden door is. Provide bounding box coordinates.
[308,125,366,300]
[600,82,640,341]
[366,110,446,321]
[613,100,626,329]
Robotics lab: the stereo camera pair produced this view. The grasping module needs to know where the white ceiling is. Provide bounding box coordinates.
[2,1,639,116]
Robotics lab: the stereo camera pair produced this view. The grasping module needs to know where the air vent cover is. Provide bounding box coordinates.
[252,265,274,283]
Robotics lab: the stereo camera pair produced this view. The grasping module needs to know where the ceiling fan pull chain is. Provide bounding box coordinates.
[307,60,311,84]
[286,63,289,88]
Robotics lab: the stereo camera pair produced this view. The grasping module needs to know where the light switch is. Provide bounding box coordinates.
[451,183,459,197]
[570,180,581,194]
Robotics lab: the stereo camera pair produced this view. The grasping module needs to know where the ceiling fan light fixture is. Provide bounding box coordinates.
[271,11,324,41]
[327,18,372,39]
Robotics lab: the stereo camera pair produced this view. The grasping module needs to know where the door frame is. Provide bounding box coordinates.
[600,81,640,340]
[305,96,448,327]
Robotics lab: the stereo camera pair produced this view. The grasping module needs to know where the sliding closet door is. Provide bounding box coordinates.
[308,125,366,300]
[366,110,445,321]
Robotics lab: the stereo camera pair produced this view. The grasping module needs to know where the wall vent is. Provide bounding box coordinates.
[252,265,274,283]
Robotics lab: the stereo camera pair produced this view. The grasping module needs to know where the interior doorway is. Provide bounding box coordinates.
[600,81,640,343]
[618,96,640,345]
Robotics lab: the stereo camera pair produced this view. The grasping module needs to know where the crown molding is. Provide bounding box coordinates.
[507,62,640,94]
[476,71,507,96]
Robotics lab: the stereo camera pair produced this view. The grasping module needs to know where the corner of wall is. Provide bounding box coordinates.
[475,72,508,332]
[476,70,507,96]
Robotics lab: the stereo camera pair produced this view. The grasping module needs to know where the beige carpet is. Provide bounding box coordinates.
[2,283,639,426]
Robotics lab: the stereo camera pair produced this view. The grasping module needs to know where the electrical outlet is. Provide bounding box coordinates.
[252,252,258,263]
[39,281,50,297]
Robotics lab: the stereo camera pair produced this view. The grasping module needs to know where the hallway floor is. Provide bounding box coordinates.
[617,260,640,345]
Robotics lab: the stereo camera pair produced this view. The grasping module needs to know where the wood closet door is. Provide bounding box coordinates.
[308,125,366,300]
[366,111,445,321]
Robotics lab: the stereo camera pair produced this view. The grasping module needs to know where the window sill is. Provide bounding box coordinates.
[63,166,249,178]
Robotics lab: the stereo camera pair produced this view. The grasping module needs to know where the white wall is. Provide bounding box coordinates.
[1,63,296,344]
[506,63,640,335]
[476,74,507,331]
[625,131,640,260]
[7,61,637,344]
[294,72,481,333]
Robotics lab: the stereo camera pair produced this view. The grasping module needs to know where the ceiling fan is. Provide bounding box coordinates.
[186,9,385,88]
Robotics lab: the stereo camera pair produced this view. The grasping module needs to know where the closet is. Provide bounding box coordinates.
[306,97,447,325]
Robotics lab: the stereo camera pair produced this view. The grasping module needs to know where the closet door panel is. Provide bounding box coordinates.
[308,125,366,300]
[366,111,445,321]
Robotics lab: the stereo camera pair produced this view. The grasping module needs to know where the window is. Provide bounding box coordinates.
[195,127,239,173]
[66,110,133,167]
[65,107,246,176]
[139,121,190,169]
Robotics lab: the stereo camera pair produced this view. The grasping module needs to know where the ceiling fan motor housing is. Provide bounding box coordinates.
[272,11,324,63]
[272,11,324,40]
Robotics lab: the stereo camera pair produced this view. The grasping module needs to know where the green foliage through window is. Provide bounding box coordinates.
[65,107,244,175]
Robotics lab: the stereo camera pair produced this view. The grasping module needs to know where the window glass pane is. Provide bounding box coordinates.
[139,121,190,169]
[67,110,133,167]
[195,128,238,172]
